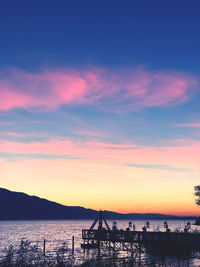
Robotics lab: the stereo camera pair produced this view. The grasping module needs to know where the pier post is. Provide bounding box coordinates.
[43,239,46,256]
[72,236,74,255]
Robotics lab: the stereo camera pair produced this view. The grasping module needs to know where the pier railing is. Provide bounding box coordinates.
[82,229,144,243]
[82,229,200,250]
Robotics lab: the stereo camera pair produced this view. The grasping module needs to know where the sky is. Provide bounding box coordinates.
[0,1,200,216]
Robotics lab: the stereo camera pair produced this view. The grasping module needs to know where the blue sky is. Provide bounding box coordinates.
[1,1,200,71]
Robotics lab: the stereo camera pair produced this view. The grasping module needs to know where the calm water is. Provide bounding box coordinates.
[0,219,200,266]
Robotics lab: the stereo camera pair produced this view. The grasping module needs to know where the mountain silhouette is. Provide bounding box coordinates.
[0,188,191,220]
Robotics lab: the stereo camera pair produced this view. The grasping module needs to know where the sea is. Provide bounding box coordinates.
[0,219,200,266]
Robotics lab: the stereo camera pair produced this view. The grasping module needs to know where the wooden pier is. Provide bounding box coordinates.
[81,210,200,255]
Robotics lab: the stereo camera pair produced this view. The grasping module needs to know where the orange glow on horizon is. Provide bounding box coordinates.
[1,137,199,217]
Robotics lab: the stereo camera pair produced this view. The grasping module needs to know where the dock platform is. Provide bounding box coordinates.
[81,211,200,255]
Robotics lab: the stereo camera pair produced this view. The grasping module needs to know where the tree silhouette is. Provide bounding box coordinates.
[194,186,200,225]
[194,185,200,205]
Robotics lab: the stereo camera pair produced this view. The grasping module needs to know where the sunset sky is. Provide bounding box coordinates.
[0,1,200,216]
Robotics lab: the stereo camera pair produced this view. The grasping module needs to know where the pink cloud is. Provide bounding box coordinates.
[0,67,198,111]
[176,123,200,127]
[125,71,196,108]
[0,132,25,137]
[0,138,199,169]
[0,82,30,110]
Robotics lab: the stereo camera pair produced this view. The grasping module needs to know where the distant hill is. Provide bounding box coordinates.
[0,188,193,220]
[0,188,97,220]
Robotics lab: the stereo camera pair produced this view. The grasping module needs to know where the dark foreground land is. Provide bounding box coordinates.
[0,239,200,267]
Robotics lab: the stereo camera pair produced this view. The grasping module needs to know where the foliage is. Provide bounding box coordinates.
[16,239,43,266]
[0,239,74,267]
[0,238,196,266]
[194,185,200,205]
[0,245,14,266]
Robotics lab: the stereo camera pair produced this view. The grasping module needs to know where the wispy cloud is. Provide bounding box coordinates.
[0,121,15,126]
[0,132,27,137]
[0,138,199,169]
[0,152,80,161]
[127,163,191,172]
[176,123,200,128]
[0,67,198,112]
[75,130,106,138]
[0,131,50,140]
